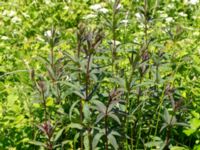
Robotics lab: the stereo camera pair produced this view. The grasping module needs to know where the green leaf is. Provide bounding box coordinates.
[183,129,196,136]
[108,133,118,150]
[7,94,18,106]
[174,122,189,127]
[163,108,176,125]
[190,118,200,129]
[108,112,121,125]
[170,146,188,150]
[110,130,120,137]
[145,141,163,148]
[164,108,170,124]
[46,97,54,106]
[28,140,46,147]
[93,100,106,113]
[92,133,104,149]
[160,123,168,132]
[69,100,80,120]
[61,140,73,147]
[54,128,65,142]
[83,102,91,121]
[95,112,105,124]
[84,134,89,150]
[68,123,83,130]
[193,144,200,150]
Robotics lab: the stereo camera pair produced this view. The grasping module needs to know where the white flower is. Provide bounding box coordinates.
[160,13,168,18]
[90,3,108,14]
[135,12,142,20]
[133,38,139,43]
[83,14,97,19]
[11,16,21,23]
[165,17,174,23]
[1,36,9,40]
[192,16,198,19]
[2,10,8,16]
[36,35,45,42]
[121,19,128,24]
[116,4,122,10]
[184,0,199,5]
[63,6,69,10]
[44,0,51,4]
[8,10,16,17]
[193,31,199,36]
[167,3,175,9]
[90,4,102,11]
[66,75,71,81]
[44,30,52,38]
[22,13,30,18]
[99,8,108,13]
[138,24,145,29]
[110,40,121,46]
[178,12,187,17]
[2,10,17,17]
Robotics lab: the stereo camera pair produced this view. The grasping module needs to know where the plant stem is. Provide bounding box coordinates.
[86,54,92,150]
[86,54,91,99]
[111,0,118,75]
[105,96,112,150]
[77,30,84,150]
[105,114,108,150]
[50,46,54,71]
[41,89,47,121]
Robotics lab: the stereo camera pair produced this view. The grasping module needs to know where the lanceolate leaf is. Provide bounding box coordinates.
[54,128,65,142]
[95,112,105,124]
[108,133,119,150]
[28,140,46,148]
[92,133,104,149]
[83,102,91,120]
[69,100,80,120]
[68,123,83,130]
[108,112,121,125]
[93,100,106,113]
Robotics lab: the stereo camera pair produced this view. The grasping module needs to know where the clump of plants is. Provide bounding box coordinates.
[0,0,200,150]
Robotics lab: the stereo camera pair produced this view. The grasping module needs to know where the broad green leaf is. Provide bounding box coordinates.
[183,129,196,136]
[7,94,18,106]
[46,97,54,106]
[190,118,200,129]
[191,111,200,119]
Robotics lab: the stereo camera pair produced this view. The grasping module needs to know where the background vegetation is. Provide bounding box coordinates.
[0,0,200,149]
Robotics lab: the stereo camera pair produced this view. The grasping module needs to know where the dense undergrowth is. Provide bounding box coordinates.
[0,0,200,149]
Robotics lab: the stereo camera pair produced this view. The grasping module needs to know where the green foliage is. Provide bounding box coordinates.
[0,0,200,149]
